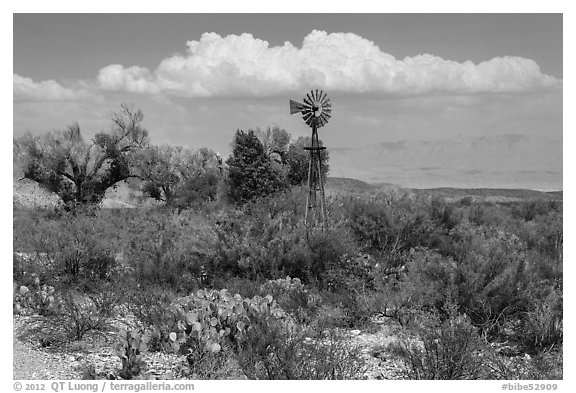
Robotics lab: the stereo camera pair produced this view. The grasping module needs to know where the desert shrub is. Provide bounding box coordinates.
[518,288,563,353]
[317,251,384,328]
[467,202,508,228]
[390,304,485,380]
[125,284,177,326]
[23,289,113,345]
[15,211,118,284]
[55,290,114,341]
[259,276,322,325]
[429,197,462,231]
[448,224,533,338]
[343,193,434,268]
[124,209,217,292]
[77,362,100,380]
[309,304,349,330]
[124,284,180,352]
[482,347,563,380]
[367,248,455,327]
[212,276,263,299]
[511,200,561,222]
[207,192,357,284]
[177,340,238,379]
[236,322,365,379]
[515,211,563,263]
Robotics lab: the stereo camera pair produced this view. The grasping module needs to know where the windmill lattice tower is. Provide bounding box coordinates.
[290,89,332,232]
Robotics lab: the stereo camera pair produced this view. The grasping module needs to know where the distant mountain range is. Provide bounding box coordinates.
[328,134,562,191]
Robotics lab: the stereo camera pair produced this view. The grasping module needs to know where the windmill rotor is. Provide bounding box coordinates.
[289,89,331,128]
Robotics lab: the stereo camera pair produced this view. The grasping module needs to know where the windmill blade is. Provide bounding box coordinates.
[303,96,313,107]
[303,112,314,122]
[306,92,314,105]
[301,107,314,116]
[317,116,325,128]
[315,89,320,102]
[318,90,326,104]
[290,100,304,115]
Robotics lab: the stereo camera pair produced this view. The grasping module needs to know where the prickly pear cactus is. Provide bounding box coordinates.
[169,288,286,356]
[115,327,149,379]
[13,277,56,315]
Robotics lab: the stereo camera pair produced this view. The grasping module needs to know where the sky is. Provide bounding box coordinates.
[12,13,563,189]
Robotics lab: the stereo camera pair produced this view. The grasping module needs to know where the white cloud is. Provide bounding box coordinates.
[98,64,161,94]
[13,74,95,102]
[94,30,560,98]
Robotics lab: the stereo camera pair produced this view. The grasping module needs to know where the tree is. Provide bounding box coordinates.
[14,104,149,206]
[254,128,330,186]
[255,126,291,165]
[133,145,221,207]
[226,129,287,204]
[285,136,329,186]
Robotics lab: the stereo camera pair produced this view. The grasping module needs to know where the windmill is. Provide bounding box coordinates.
[289,89,332,232]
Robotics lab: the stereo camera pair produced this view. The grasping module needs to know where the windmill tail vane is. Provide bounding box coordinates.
[289,100,303,115]
[289,89,331,233]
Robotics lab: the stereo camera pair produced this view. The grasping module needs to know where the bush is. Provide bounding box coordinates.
[125,284,179,353]
[391,304,485,380]
[259,276,321,325]
[207,195,357,285]
[123,209,216,292]
[342,193,434,267]
[237,321,365,379]
[518,289,563,353]
[14,211,118,284]
[482,347,563,380]
[178,340,238,379]
[23,289,113,345]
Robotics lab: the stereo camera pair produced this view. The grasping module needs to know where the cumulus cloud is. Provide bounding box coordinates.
[13,74,95,102]
[96,30,561,98]
[98,64,161,94]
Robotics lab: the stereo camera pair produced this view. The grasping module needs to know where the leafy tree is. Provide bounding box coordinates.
[255,126,291,164]
[133,145,221,207]
[255,128,330,187]
[285,136,329,186]
[226,129,286,204]
[14,104,149,206]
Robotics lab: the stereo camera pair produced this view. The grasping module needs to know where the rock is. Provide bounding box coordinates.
[351,329,361,336]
